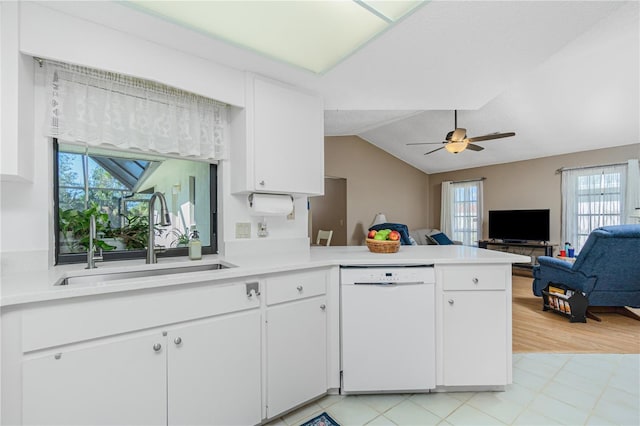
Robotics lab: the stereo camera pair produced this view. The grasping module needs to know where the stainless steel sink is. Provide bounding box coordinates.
[57,262,235,286]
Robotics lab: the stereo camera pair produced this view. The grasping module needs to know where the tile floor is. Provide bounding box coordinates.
[267,354,640,426]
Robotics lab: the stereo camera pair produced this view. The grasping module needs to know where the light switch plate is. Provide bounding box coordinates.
[235,222,251,238]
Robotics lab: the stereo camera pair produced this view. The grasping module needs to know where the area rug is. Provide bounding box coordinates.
[300,412,340,426]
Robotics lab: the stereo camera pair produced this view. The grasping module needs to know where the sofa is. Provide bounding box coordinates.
[409,228,462,245]
[532,224,640,318]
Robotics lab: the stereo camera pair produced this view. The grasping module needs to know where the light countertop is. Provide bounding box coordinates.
[0,245,530,307]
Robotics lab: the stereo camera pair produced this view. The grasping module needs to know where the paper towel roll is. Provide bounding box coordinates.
[249,193,294,216]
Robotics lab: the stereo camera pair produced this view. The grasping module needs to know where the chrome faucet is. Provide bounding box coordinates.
[86,214,103,269]
[146,192,171,264]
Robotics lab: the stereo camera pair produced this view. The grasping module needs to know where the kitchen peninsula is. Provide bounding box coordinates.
[1,245,529,426]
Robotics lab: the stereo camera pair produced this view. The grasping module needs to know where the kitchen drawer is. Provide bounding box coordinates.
[441,266,507,291]
[266,270,326,305]
[22,280,259,352]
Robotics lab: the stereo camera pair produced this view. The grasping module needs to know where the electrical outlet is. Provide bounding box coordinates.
[257,222,268,237]
[235,222,251,239]
[287,204,295,220]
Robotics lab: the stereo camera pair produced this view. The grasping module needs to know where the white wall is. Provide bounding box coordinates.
[0,2,311,266]
[325,136,430,245]
[428,144,640,246]
[19,2,244,108]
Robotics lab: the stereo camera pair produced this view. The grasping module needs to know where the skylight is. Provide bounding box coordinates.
[126,1,425,74]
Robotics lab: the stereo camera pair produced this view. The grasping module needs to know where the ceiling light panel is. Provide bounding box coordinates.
[361,0,423,21]
[128,1,424,74]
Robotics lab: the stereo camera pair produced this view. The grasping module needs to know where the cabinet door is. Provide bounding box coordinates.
[266,296,327,417]
[253,78,323,195]
[442,290,508,386]
[0,2,34,182]
[23,332,166,426]
[168,310,262,426]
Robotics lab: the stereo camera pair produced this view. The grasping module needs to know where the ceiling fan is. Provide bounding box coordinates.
[406,110,516,155]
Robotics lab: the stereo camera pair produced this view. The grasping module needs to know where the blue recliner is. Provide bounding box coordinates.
[532,225,640,315]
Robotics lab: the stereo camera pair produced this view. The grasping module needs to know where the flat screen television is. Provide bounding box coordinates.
[488,209,550,243]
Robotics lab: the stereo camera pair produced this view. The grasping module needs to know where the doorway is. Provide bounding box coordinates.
[309,177,347,246]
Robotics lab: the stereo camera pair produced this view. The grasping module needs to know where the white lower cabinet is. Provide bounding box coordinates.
[17,271,335,425]
[22,310,262,426]
[11,260,519,425]
[442,291,508,386]
[167,311,262,426]
[266,296,328,417]
[439,265,510,387]
[23,331,167,426]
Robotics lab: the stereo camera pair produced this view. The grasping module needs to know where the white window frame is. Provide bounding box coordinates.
[561,164,627,252]
[442,180,483,246]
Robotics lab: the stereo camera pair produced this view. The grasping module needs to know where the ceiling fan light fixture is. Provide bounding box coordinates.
[406,110,515,156]
[444,141,468,154]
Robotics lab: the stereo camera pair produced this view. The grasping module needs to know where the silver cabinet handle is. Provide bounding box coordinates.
[320,304,326,310]
[259,180,265,186]
[472,277,479,284]
[174,337,182,345]
[246,281,260,297]
[54,353,62,360]
[296,285,303,292]
[448,299,454,305]
[153,343,162,352]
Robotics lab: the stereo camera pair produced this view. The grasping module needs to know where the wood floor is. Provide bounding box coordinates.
[511,272,640,353]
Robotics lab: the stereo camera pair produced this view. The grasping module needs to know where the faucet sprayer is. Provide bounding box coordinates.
[86,214,103,269]
[146,192,171,264]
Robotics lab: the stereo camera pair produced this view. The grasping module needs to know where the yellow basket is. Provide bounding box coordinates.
[366,238,400,253]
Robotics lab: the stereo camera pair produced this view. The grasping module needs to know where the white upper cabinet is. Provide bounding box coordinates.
[0,2,35,182]
[231,74,324,196]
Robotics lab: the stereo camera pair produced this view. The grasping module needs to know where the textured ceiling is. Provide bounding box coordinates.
[47,0,640,174]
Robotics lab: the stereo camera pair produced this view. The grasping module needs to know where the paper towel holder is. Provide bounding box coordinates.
[248,193,294,238]
[248,193,294,206]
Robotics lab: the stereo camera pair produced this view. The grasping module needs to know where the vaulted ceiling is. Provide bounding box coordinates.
[319,0,639,173]
[49,1,639,174]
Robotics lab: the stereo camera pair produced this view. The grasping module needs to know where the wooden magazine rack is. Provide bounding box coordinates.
[542,283,588,323]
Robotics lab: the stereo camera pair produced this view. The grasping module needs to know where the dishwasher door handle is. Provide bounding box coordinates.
[354,281,425,286]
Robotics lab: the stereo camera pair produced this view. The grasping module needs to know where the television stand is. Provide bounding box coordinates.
[478,240,556,269]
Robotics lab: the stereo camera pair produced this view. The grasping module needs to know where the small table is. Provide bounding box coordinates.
[557,255,576,263]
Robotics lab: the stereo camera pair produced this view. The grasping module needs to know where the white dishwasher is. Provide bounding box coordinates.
[340,265,436,393]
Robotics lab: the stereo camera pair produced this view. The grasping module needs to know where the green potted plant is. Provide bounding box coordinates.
[106,214,150,251]
[169,229,190,247]
[59,204,116,253]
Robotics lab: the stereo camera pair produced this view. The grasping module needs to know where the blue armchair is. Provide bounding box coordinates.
[532,225,640,320]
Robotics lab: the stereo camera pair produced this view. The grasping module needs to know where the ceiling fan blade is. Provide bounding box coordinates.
[405,142,444,146]
[424,146,445,155]
[466,132,516,143]
[466,143,484,152]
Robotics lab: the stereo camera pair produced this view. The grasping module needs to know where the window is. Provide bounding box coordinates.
[442,180,483,246]
[54,140,218,264]
[561,164,627,252]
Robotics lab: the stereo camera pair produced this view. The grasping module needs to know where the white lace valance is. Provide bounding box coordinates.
[43,60,228,160]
